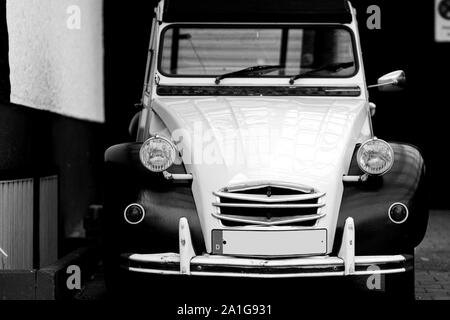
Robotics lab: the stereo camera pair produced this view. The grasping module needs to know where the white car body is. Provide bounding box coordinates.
[143,1,371,257]
[104,0,427,285]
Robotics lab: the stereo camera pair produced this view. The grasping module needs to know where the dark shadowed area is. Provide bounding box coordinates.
[0,0,10,102]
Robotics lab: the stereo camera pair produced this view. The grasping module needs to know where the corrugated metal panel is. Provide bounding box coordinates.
[0,179,34,270]
[39,176,58,268]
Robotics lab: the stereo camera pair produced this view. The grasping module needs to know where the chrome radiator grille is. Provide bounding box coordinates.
[212,182,326,227]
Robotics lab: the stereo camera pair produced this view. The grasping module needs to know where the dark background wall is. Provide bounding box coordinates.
[0,0,105,255]
[104,0,450,209]
[0,102,105,255]
[103,1,158,146]
[0,0,10,102]
[357,0,448,208]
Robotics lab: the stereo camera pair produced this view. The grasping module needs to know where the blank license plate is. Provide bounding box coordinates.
[212,229,327,257]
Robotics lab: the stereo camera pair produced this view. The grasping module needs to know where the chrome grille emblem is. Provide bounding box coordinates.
[212,181,326,227]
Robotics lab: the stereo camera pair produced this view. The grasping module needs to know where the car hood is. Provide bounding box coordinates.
[153,96,369,253]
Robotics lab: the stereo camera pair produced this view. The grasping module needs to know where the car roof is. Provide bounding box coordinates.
[162,0,353,24]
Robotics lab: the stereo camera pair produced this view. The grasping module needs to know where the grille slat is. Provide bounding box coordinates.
[213,202,325,209]
[212,212,326,226]
[213,191,326,203]
[213,182,326,227]
[224,181,314,194]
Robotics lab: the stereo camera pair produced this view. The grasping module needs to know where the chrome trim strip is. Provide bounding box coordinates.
[212,202,325,209]
[129,268,407,278]
[163,171,193,181]
[129,268,181,276]
[189,268,407,278]
[212,212,326,226]
[342,174,368,183]
[213,191,326,203]
[324,88,362,93]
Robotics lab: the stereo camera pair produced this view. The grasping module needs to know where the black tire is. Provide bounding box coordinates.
[382,249,416,300]
[104,263,157,300]
[337,251,415,300]
[103,267,127,299]
[384,267,415,301]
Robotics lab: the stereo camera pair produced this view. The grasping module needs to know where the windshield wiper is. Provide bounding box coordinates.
[289,61,355,85]
[215,65,284,85]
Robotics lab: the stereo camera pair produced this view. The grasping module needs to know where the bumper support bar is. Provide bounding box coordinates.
[338,217,355,275]
[179,218,196,274]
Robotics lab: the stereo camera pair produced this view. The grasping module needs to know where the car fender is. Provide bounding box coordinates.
[333,143,428,255]
[104,143,206,254]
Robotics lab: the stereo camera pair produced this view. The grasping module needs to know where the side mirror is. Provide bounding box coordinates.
[369,102,376,117]
[369,70,406,92]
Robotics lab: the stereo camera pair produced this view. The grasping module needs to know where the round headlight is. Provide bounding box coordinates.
[357,138,394,176]
[140,136,176,172]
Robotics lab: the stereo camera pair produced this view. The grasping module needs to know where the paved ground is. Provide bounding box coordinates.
[415,210,450,300]
[78,211,450,300]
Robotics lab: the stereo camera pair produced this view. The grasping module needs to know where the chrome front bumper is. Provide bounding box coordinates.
[121,218,413,278]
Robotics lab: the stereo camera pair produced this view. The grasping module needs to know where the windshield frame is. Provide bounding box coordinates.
[157,23,360,80]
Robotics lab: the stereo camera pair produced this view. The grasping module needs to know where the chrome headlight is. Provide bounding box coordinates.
[140,136,176,172]
[357,138,394,176]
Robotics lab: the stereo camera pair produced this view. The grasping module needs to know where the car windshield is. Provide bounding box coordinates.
[159,25,357,79]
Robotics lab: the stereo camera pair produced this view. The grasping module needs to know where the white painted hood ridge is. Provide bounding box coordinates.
[153,96,369,252]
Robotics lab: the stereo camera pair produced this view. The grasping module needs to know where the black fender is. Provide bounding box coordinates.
[332,143,429,255]
[103,143,205,257]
